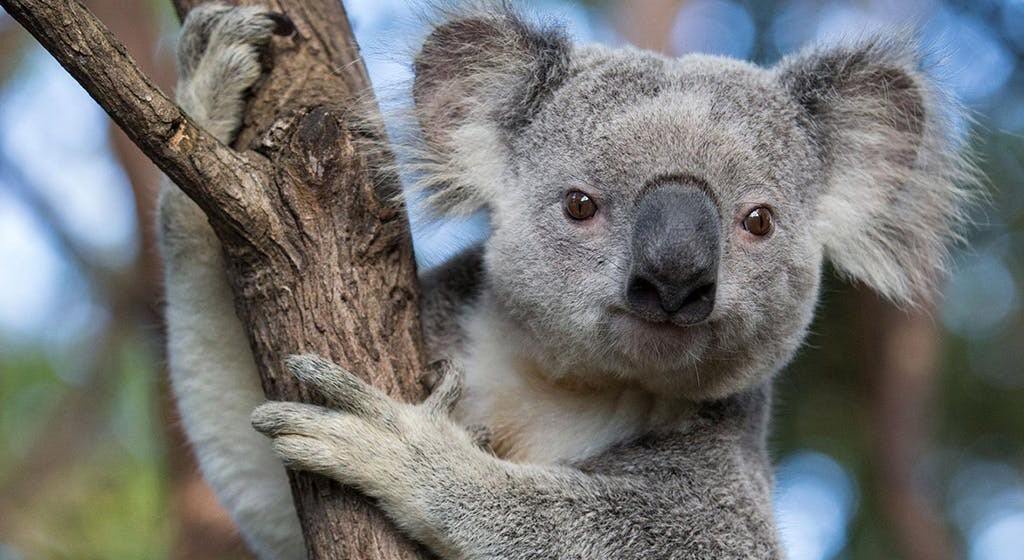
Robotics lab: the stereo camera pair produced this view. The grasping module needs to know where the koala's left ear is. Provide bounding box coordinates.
[776,34,976,303]
[410,9,571,214]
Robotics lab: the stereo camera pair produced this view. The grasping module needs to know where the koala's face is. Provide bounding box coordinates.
[481,50,822,397]
[413,13,971,399]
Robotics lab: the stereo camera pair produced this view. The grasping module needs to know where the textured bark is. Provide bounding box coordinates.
[1,0,430,558]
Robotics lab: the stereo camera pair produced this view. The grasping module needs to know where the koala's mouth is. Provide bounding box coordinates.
[611,307,707,337]
[604,309,711,370]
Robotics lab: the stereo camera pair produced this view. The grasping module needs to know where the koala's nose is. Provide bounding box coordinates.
[626,180,720,324]
[626,273,716,320]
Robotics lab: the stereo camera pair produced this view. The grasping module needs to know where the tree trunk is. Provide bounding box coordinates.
[0,0,431,558]
[856,290,955,560]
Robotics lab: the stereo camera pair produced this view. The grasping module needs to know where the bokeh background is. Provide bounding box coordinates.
[0,0,1021,558]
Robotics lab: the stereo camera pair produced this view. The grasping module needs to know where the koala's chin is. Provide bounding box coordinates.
[609,313,710,367]
[505,309,724,401]
[597,323,735,400]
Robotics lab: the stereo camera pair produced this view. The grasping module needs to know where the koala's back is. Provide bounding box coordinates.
[418,246,486,361]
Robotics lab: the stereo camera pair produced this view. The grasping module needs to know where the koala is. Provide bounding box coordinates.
[159,3,973,560]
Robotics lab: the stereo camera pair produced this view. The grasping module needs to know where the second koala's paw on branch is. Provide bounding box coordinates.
[177,3,289,81]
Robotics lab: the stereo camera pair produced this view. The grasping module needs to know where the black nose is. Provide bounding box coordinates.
[626,179,720,324]
[626,274,716,318]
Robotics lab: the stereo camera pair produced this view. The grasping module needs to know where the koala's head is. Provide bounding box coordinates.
[410,9,973,400]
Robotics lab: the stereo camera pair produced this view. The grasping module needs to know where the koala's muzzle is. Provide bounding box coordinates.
[626,181,720,325]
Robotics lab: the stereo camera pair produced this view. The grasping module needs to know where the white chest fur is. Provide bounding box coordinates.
[453,308,698,465]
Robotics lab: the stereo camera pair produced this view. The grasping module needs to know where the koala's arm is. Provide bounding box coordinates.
[254,357,780,560]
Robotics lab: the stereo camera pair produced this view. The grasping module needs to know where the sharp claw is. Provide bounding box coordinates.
[266,12,295,36]
[424,360,464,415]
[283,354,388,418]
[466,423,494,451]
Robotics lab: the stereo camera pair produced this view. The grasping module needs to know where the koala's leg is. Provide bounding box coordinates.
[158,5,304,560]
[254,356,781,560]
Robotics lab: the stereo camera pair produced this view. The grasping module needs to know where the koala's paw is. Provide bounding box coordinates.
[175,3,293,142]
[177,3,291,82]
[251,355,478,502]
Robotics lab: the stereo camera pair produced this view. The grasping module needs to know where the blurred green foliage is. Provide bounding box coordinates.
[1,339,172,559]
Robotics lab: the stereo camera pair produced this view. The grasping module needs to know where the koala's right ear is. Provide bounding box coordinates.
[411,9,571,214]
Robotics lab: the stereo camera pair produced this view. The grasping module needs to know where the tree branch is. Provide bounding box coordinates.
[0,0,432,558]
[0,0,272,242]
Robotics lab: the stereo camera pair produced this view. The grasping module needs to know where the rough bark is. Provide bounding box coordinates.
[0,0,430,558]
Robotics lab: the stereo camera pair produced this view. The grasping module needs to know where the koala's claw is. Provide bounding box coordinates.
[266,13,295,36]
[283,354,391,418]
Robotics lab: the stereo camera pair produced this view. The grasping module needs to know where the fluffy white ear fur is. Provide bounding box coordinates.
[408,6,571,215]
[776,33,978,303]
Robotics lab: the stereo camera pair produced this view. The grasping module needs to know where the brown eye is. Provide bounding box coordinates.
[742,207,773,236]
[565,190,597,220]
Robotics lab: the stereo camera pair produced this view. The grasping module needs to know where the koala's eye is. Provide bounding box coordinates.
[742,207,773,236]
[564,190,597,220]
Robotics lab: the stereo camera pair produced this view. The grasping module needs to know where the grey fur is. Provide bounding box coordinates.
[418,246,486,357]
[254,359,778,560]
[776,35,976,301]
[162,3,975,560]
